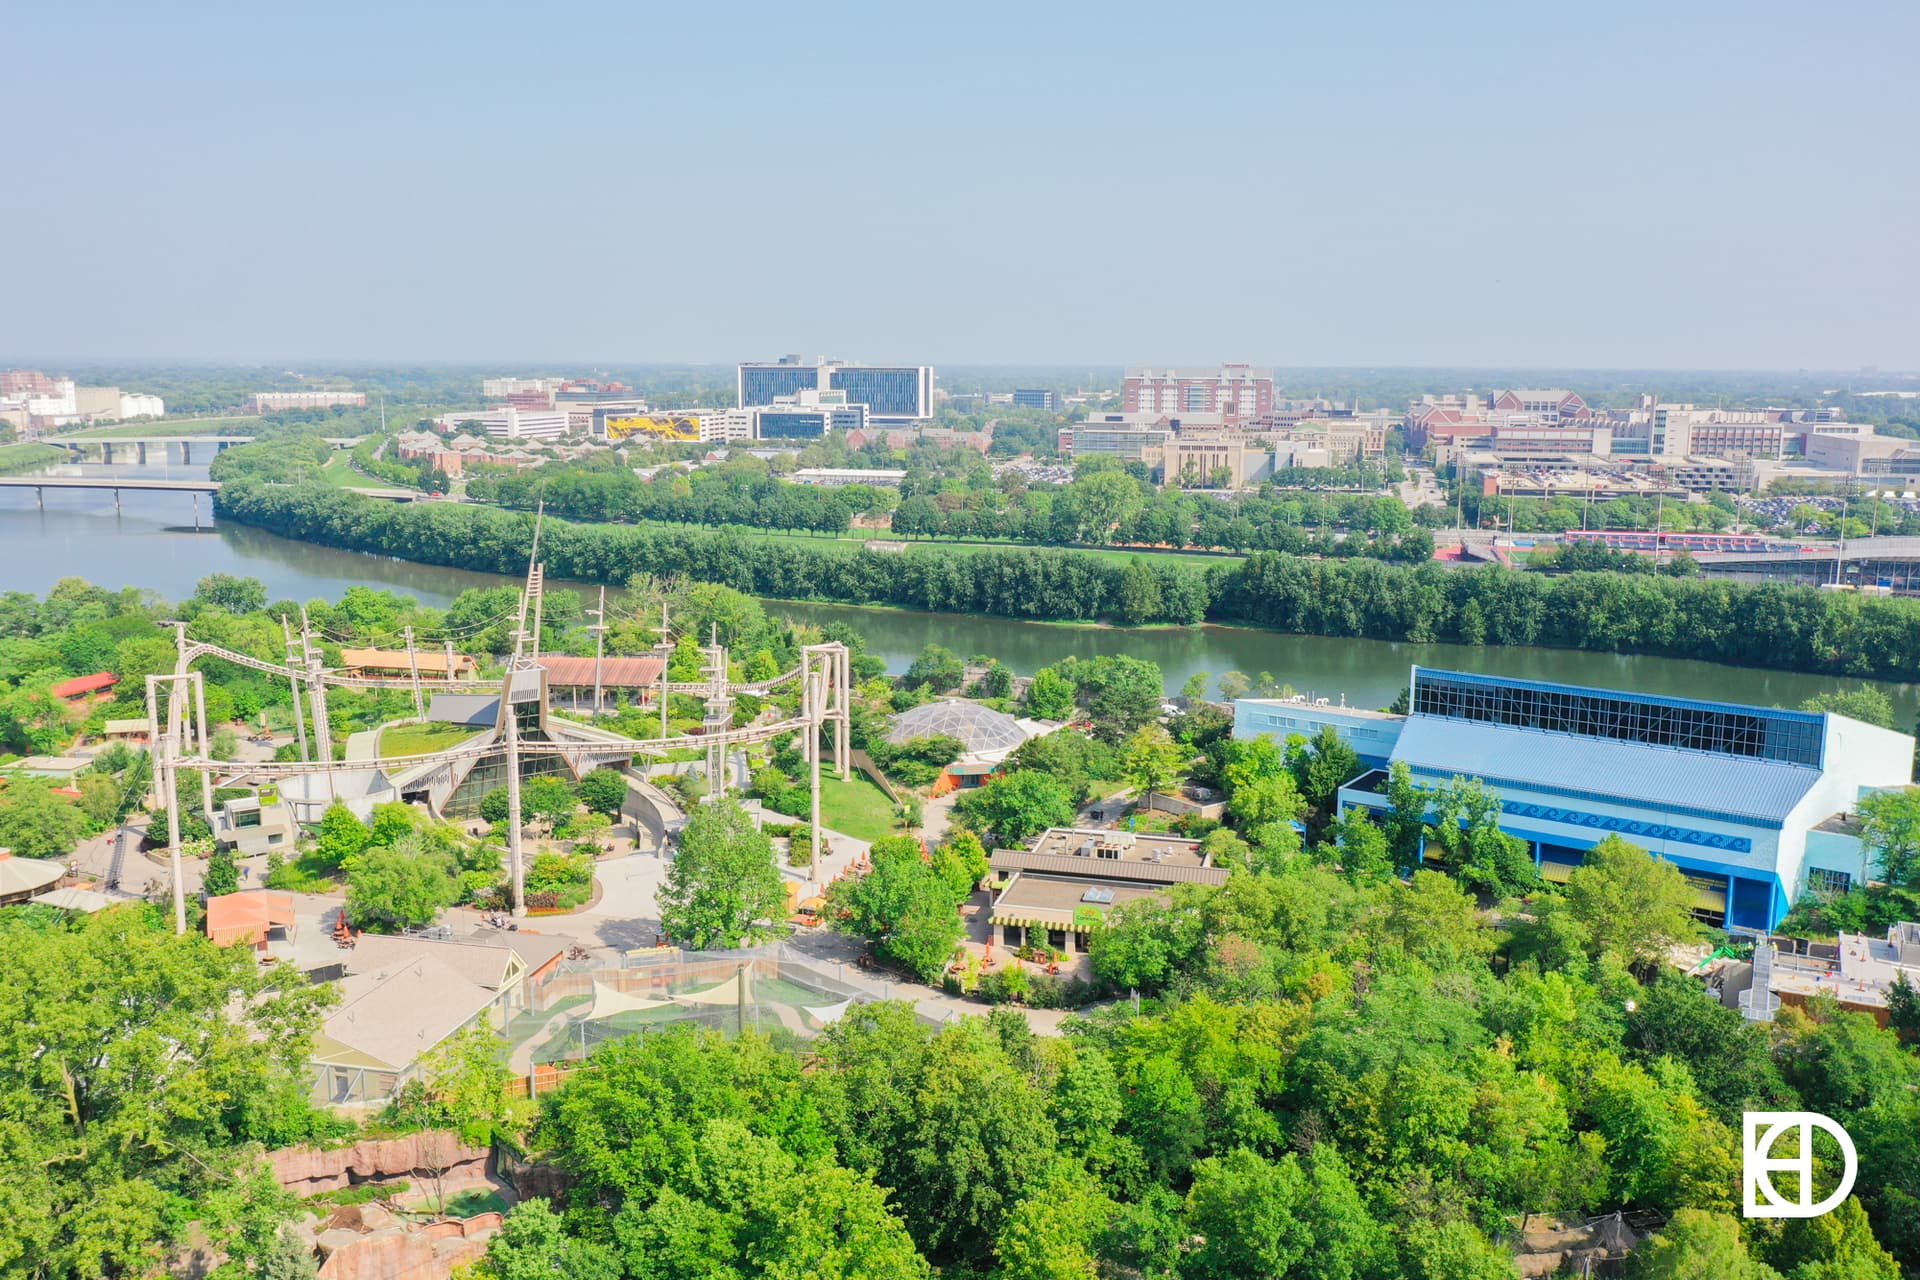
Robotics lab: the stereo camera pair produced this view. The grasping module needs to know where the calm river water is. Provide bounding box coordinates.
[3,477,1915,721]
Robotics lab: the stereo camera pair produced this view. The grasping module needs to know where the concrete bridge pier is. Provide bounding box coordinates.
[113,488,121,513]
[136,441,148,465]
[101,442,114,465]
[35,486,43,509]
[191,492,200,528]
[180,441,191,465]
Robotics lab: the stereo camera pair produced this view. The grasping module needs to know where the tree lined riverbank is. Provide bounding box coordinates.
[214,468,1920,683]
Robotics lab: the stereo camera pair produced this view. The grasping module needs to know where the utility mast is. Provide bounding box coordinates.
[586,586,608,720]
[502,507,547,916]
[403,625,425,721]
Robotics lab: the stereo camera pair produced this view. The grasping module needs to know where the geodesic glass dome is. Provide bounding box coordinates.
[886,700,1027,755]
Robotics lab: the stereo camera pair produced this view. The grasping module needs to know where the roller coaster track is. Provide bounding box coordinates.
[180,641,500,691]
[171,716,814,782]
[179,640,804,696]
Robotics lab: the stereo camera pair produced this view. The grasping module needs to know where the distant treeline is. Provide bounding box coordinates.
[214,465,1920,680]
[215,476,1215,625]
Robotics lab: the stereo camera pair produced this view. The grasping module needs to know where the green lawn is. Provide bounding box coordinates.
[817,771,900,842]
[321,452,419,494]
[380,721,482,756]
[318,454,367,488]
[67,416,262,439]
[0,443,67,475]
[751,976,840,1007]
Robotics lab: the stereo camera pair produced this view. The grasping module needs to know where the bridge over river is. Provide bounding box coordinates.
[48,435,361,464]
[0,472,417,508]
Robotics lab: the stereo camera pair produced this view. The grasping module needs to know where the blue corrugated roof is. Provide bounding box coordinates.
[1390,716,1818,826]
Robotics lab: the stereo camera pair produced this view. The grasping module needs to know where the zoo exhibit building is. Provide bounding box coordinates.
[1236,667,1915,931]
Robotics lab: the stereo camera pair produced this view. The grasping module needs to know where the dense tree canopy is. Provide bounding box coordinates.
[0,907,336,1277]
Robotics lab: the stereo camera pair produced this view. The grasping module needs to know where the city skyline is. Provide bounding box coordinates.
[4,2,1917,369]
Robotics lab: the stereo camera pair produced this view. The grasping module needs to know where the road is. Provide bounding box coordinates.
[1400,466,1445,509]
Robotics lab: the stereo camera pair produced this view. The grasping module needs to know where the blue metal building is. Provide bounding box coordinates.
[1239,667,1915,931]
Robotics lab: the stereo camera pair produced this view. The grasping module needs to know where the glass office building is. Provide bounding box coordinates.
[825,366,931,421]
[738,363,820,408]
[751,406,866,440]
[755,411,832,440]
[738,359,933,423]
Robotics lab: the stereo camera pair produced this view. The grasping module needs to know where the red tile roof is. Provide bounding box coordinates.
[51,672,118,699]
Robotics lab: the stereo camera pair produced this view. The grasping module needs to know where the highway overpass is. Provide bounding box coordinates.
[1694,536,1920,594]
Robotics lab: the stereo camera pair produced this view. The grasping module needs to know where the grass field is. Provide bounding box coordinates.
[67,416,261,439]
[0,442,67,475]
[816,771,900,842]
[609,518,1238,568]
[318,454,363,488]
[380,721,482,757]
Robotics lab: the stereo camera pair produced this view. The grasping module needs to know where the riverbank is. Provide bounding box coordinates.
[63,415,262,439]
[4,482,1917,722]
[212,474,1920,685]
[0,443,68,475]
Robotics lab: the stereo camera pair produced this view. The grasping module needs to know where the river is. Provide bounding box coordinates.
[3,474,1916,723]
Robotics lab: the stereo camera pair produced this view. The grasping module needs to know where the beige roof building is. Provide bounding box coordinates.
[987,828,1228,955]
[0,850,66,905]
[311,932,568,1105]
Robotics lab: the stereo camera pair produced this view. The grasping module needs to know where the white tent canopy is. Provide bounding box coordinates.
[802,998,853,1025]
[674,973,745,1006]
[585,981,676,1021]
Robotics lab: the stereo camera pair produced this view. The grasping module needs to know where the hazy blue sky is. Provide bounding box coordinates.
[5,2,1915,369]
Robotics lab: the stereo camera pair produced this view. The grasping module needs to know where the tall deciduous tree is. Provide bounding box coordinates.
[204,843,240,898]
[1222,735,1308,831]
[344,833,459,932]
[1123,723,1186,810]
[193,572,269,615]
[1024,667,1078,721]
[1290,723,1363,814]
[1562,836,1698,965]
[389,1023,532,1146]
[1317,804,1394,883]
[1800,686,1897,729]
[312,801,369,869]
[994,1157,1117,1280]
[0,778,87,858]
[1424,774,1537,896]
[1857,787,1920,889]
[830,835,965,981]
[952,770,1075,847]
[472,1198,619,1280]
[657,800,784,949]
[522,775,579,834]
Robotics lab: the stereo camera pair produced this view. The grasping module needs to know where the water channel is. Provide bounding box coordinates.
[3,471,1916,723]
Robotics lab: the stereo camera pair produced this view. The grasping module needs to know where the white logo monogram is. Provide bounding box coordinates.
[1743,1112,1858,1219]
